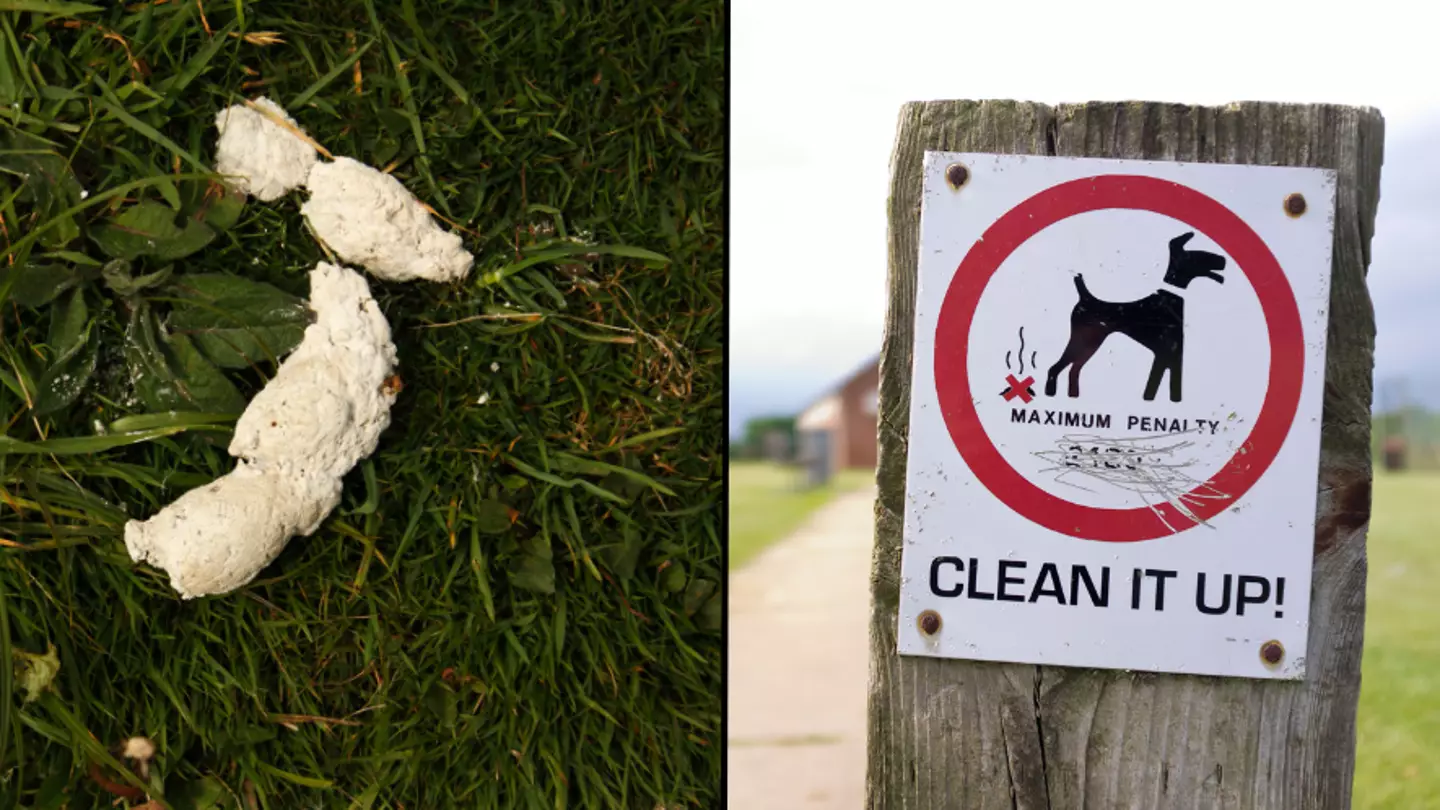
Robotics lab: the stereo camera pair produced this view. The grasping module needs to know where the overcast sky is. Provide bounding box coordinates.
[731,0,1440,434]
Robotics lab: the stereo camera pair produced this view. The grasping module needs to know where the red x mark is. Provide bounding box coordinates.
[1002,374,1035,404]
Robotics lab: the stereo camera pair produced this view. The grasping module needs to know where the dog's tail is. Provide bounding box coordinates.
[1073,274,1095,302]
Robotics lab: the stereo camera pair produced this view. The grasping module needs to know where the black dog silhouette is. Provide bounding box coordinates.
[1044,232,1225,403]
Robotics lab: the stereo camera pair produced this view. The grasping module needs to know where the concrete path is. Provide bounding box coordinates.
[728,485,877,809]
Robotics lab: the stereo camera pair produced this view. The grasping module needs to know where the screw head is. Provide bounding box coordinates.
[1284,193,1307,217]
[918,610,942,636]
[945,163,969,190]
[1260,640,1284,666]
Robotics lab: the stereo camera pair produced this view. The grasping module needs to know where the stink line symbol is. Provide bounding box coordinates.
[1002,374,1035,404]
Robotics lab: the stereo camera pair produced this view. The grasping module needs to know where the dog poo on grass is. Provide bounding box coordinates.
[127,97,477,599]
[125,263,398,599]
[213,97,319,202]
[229,261,399,478]
[124,462,342,599]
[302,157,474,283]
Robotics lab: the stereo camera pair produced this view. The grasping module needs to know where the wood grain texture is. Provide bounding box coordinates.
[868,101,1384,810]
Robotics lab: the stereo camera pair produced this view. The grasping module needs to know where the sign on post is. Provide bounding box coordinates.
[897,153,1336,680]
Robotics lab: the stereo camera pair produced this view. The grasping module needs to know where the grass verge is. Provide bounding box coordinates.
[727,462,872,571]
[1354,471,1440,809]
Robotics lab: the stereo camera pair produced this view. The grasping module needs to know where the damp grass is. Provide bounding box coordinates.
[0,1,722,807]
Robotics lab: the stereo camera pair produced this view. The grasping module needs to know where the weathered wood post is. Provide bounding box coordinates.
[869,101,1383,808]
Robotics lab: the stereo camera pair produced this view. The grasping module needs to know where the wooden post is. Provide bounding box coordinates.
[868,101,1383,809]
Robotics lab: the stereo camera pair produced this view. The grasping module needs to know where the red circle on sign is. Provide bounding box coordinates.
[934,174,1305,542]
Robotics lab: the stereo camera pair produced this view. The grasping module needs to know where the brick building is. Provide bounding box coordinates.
[795,356,879,477]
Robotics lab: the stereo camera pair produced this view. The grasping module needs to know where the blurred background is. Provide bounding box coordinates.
[728,1,1439,807]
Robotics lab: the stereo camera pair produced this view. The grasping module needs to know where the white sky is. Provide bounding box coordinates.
[731,0,1440,428]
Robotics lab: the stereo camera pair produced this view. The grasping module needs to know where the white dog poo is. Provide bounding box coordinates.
[126,98,479,599]
[124,263,398,599]
[302,157,474,283]
[229,262,398,477]
[125,462,342,600]
[214,97,318,201]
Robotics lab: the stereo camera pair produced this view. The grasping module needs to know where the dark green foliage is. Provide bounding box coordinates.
[0,0,722,807]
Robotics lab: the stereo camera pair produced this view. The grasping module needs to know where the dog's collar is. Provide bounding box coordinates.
[1160,283,1186,296]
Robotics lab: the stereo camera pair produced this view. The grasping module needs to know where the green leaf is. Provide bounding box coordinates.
[698,587,721,631]
[598,522,642,580]
[474,499,513,534]
[100,258,136,295]
[0,129,83,248]
[0,263,81,308]
[0,172,225,264]
[33,324,96,415]
[154,174,182,210]
[46,286,86,356]
[509,534,555,594]
[167,333,246,414]
[123,304,246,413]
[168,272,297,302]
[124,304,180,412]
[683,578,716,617]
[38,250,102,268]
[424,681,458,731]
[11,643,59,704]
[30,288,95,414]
[103,260,175,299]
[92,200,180,260]
[92,200,216,261]
[499,474,529,491]
[32,767,71,810]
[165,775,230,810]
[167,274,311,368]
[132,264,175,292]
[153,217,217,261]
[179,179,246,232]
[661,562,686,593]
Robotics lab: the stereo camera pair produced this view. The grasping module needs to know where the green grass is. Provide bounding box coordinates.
[725,466,1440,805]
[1354,471,1440,809]
[0,1,721,808]
[727,462,872,571]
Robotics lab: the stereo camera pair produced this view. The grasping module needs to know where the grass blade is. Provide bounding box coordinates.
[106,412,238,433]
[289,40,374,109]
[553,451,677,496]
[91,76,207,173]
[478,244,671,287]
[164,18,239,99]
[0,1,101,13]
[0,425,227,456]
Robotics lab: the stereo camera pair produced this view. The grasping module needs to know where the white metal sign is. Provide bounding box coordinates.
[897,152,1336,680]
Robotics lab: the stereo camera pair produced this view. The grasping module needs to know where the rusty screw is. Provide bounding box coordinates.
[1260,640,1284,666]
[1283,193,1307,217]
[945,163,969,190]
[918,610,942,636]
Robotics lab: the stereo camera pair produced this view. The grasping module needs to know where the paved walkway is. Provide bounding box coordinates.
[728,485,877,809]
